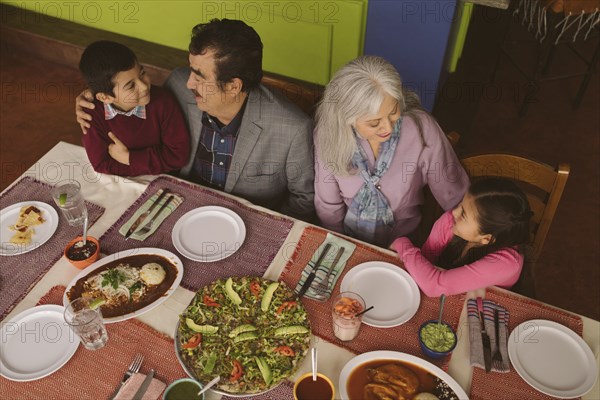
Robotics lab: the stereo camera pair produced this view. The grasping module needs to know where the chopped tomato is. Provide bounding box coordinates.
[274,346,295,356]
[276,301,297,314]
[250,281,261,297]
[182,333,202,349]
[230,360,243,382]
[203,294,219,307]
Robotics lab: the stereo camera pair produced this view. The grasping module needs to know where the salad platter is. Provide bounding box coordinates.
[175,277,311,397]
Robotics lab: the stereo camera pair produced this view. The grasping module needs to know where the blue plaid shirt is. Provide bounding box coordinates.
[190,99,247,189]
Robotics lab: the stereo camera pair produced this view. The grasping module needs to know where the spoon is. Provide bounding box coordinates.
[311,347,317,381]
[437,294,447,326]
[82,215,89,246]
[197,376,220,397]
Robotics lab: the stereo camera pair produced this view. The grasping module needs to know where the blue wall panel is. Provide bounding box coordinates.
[365,0,457,111]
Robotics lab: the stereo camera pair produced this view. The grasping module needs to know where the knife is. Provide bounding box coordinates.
[322,247,345,288]
[124,189,170,239]
[297,243,332,298]
[477,297,492,373]
[132,369,154,400]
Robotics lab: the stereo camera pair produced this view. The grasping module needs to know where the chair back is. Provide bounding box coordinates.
[460,153,570,262]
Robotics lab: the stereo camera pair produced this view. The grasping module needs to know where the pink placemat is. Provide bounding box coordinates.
[0,285,187,400]
[0,177,104,320]
[469,288,584,400]
[99,176,294,292]
[280,226,465,369]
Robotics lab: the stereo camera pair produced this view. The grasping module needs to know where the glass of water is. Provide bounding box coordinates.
[64,297,108,350]
[51,179,88,226]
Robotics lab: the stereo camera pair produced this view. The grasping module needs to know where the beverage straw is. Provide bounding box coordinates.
[198,376,220,396]
[355,305,374,318]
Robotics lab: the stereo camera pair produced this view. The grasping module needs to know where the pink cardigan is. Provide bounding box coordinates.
[391,211,523,297]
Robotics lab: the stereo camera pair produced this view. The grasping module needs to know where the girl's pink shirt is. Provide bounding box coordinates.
[391,211,523,297]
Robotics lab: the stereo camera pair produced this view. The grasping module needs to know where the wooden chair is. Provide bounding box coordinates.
[460,153,570,296]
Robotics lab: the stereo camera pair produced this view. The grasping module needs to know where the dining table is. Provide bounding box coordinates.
[1,141,599,400]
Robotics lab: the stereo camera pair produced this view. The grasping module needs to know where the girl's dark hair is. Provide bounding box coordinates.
[438,177,533,269]
[79,41,137,96]
[189,18,263,92]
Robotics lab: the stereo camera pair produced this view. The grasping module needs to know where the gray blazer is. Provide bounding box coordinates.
[165,68,315,221]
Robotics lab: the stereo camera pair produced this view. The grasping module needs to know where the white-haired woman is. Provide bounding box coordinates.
[314,55,469,247]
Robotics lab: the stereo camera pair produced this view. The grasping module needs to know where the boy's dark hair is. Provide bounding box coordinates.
[189,18,263,92]
[79,40,137,97]
[438,177,533,270]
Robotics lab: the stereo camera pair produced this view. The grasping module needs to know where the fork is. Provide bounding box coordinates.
[313,246,345,294]
[136,195,174,237]
[109,353,144,399]
[492,309,504,370]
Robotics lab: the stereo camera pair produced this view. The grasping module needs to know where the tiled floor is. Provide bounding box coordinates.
[1,7,598,320]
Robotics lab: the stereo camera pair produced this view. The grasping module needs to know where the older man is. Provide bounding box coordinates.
[76,19,315,221]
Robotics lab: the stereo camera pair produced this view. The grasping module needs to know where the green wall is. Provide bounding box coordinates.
[3,0,368,85]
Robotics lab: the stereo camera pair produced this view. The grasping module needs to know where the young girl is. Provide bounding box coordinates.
[391,177,532,297]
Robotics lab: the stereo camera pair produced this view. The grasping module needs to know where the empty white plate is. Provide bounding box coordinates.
[340,261,420,328]
[172,206,246,262]
[508,319,598,398]
[0,305,79,381]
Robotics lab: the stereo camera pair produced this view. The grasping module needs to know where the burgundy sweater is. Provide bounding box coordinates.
[82,86,190,176]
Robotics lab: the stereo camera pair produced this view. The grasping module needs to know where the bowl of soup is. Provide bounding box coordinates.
[163,378,204,400]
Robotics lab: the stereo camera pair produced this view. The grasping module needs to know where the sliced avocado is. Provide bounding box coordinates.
[225,277,242,305]
[261,282,279,312]
[255,356,272,386]
[233,331,258,343]
[185,318,218,335]
[228,324,257,338]
[88,298,106,310]
[274,325,310,337]
[204,353,217,374]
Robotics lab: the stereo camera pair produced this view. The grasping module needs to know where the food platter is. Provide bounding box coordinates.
[175,277,311,397]
[0,305,79,381]
[172,206,246,262]
[339,350,468,400]
[0,201,59,256]
[508,319,598,398]
[340,261,420,328]
[63,247,183,323]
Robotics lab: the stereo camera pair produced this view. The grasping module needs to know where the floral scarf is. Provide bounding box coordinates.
[343,119,402,246]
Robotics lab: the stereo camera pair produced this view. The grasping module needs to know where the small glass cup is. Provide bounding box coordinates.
[64,297,108,350]
[51,179,88,226]
[332,291,365,341]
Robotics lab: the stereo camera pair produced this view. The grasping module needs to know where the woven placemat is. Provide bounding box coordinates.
[280,226,465,369]
[469,288,584,400]
[0,177,104,320]
[99,176,294,292]
[0,285,187,399]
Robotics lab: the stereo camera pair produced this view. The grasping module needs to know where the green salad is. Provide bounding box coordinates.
[177,277,311,395]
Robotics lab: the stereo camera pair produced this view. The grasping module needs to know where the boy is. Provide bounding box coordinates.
[79,40,190,176]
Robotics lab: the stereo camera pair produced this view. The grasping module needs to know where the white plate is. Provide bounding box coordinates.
[62,247,183,323]
[508,319,598,398]
[0,305,79,381]
[339,350,469,399]
[172,206,246,262]
[0,201,59,256]
[340,261,420,327]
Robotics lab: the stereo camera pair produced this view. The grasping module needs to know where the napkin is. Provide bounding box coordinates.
[113,372,166,400]
[294,233,356,301]
[467,299,510,373]
[119,189,184,241]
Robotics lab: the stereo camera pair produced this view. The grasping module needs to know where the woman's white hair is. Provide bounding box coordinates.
[315,55,424,176]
